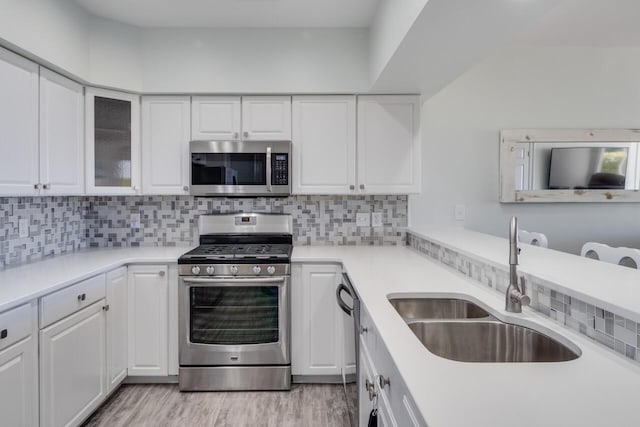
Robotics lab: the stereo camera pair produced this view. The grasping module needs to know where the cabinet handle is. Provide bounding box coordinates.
[132,186,140,191]
[183,186,189,192]
[349,185,355,190]
[364,379,376,401]
[77,293,86,301]
[43,184,50,190]
[0,329,7,339]
[102,304,110,312]
[379,375,390,389]
[243,131,249,138]
[159,271,166,277]
[359,326,368,335]
[34,183,42,190]
[360,184,365,190]
[233,132,239,139]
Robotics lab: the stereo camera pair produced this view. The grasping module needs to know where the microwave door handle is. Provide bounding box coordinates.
[266,146,272,192]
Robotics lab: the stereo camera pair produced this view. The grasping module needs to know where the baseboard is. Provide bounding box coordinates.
[293,374,355,384]
[124,375,179,384]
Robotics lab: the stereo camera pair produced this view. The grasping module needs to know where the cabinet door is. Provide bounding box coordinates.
[292,96,356,194]
[0,47,39,196]
[40,301,106,427]
[106,267,128,392]
[142,96,191,195]
[242,96,291,141]
[357,95,421,194]
[292,264,343,376]
[39,68,84,195]
[128,265,168,376]
[86,88,141,195]
[191,96,241,140]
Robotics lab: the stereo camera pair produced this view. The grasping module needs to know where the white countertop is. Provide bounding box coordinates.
[292,245,640,427]
[409,227,640,323]
[0,247,191,313]
[1,244,638,426]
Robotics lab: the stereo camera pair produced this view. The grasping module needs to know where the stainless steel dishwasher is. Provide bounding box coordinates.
[336,272,360,425]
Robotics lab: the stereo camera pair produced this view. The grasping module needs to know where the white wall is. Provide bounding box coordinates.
[410,46,640,254]
[139,28,369,93]
[368,0,427,83]
[0,0,89,79]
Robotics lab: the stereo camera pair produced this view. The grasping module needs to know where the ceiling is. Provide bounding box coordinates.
[73,0,380,28]
[517,0,640,46]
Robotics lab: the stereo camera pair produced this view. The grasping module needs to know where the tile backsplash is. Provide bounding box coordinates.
[1,195,407,268]
[406,231,640,366]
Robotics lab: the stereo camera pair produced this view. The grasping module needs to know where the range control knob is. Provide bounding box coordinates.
[267,266,276,275]
[206,266,215,275]
[230,265,238,275]
[252,265,262,275]
[191,266,201,275]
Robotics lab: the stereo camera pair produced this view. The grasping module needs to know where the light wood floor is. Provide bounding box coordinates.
[83,384,352,427]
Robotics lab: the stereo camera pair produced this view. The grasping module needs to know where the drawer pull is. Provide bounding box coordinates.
[360,326,368,335]
[102,304,110,312]
[365,379,376,401]
[0,329,7,339]
[159,271,166,277]
[77,293,86,302]
[379,375,390,389]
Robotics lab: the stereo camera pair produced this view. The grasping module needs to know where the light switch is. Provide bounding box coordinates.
[454,204,466,221]
[371,212,383,227]
[19,218,29,238]
[356,212,371,227]
[130,213,141,229]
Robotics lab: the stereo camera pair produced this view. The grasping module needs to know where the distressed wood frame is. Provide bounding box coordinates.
[500,129,640,203]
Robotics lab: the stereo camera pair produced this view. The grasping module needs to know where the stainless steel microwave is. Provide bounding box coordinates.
[190,140,291,197]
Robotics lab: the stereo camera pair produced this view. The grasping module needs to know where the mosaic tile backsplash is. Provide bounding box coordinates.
[1,195,407,268]
[406,231,640,366]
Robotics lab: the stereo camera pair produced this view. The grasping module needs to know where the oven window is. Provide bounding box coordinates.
[191,153,266,185]
[190,286,279,344]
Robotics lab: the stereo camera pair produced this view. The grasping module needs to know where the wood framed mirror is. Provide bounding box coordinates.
[500,129,640,203]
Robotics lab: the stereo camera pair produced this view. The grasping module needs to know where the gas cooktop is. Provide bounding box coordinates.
[178,243,292,264]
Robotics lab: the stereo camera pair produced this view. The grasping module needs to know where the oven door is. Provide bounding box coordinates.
[190,140,291,196]
[179,276,290,366]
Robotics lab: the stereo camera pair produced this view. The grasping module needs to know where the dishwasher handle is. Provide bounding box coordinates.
[336,283,354,316]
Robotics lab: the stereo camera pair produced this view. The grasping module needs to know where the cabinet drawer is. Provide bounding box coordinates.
[40,274,106,328]
[0,303,34,351]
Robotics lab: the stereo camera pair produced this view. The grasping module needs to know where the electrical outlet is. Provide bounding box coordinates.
[130,213,141,229]
[371,212,383,227]
[356,212,371,227]
[19,218,29,238]
[454,204,466,221]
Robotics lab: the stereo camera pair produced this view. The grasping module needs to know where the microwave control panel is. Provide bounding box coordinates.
[272,154,289,185]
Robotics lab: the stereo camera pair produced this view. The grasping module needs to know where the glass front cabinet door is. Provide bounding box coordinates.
[86,88,141,194]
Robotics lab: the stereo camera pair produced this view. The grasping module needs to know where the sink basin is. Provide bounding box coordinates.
[389,298,491,320]
[408,321,580,363]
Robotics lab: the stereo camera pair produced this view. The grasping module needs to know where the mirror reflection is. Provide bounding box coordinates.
[514,142,640,191]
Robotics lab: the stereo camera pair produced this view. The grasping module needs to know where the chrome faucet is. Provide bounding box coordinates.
[506,216,531,313]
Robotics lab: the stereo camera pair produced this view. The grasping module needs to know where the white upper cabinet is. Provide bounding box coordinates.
[191,96,241,140]
[0,48,39,196]
[292,96,356,194]
[242,96,291,141]
[86,88,141,195]
[39,68,84,195]
[142,96,191,195]
[357,95,421,194]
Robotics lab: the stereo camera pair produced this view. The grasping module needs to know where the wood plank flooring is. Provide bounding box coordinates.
[83,384,352,427]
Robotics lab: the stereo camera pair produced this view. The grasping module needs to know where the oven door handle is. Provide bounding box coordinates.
[182,277,285,284]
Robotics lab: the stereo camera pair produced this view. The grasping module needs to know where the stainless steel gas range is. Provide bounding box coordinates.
[178,213,292,391]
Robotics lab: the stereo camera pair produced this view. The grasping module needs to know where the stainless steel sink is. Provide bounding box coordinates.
[408,321,580,363]
[389,298,491,320]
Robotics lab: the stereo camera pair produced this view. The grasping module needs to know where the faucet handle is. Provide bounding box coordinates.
[519,275,526,294]
[518,275,531,306]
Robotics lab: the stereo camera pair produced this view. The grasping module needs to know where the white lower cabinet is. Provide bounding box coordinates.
[106,267,128,392]
[0,302,38,427]
[292,263,353,378]
[358,306,425,427]
[127,265,169,376]
[40,300,106,427]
